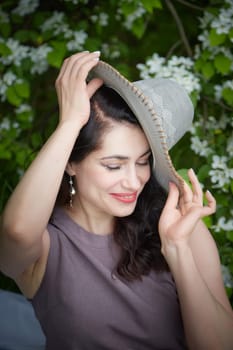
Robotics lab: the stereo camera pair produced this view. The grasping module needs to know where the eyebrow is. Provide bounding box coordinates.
[100,149,151,161]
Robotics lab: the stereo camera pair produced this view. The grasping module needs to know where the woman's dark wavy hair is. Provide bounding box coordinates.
[56,84,169,280]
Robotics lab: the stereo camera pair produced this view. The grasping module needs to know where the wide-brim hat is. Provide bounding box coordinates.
[91,61,194,194]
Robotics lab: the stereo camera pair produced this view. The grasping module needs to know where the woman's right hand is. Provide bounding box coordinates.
[55,51,103,128]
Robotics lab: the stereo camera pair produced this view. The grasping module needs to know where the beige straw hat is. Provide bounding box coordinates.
[92,61,194,194]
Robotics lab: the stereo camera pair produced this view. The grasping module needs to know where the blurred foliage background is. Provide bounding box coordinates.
[0,0,233,304]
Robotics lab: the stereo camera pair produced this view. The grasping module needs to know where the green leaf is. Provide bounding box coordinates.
[231,180,233,194]
[131,18,146,39]
[226,231,233,243]
[201,50,211,60]
[201,61,215,79]
[225,287,233,299]
[141,0,162,12]
[14,30,38,43]
[177,168,190,184]
[47,41,67,68]
[228,28,233,40]
[0,22,11,37]
[209,28,226,46]
[120,2,137,16]
[0,144,11,159]
[194,58,203,72]
[6,86,22,106]
[222,87,233,106]
[16,149,28,167]
[190,90,199,107]
[214,54,231,74]
[14,81,30,99]
[14,30,31,42]
[198,164,210,182]
[202,216,212,228]
[85,37,102,52]
[0,42,12,56]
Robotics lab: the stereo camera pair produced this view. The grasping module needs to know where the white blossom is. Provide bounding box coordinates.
[123,5,146,30]
[209,168,229,188]
[137,53,165,78]
[100,44,120,60]
[137,54,201,95]
[227,134,233,156]
[15,104,32,114]
[40,12,72,38]
[0,118,10,131]
[17,168,25,178]
[214,85,223,100]
[67,30,87,51]
[0,71,22,101]
[215,80,233,101]
[212,155,228,169]
[197,30,210,50]
[0,38,29,66]
[215,217,233,232]
[3,71,18,85]
[209,156,233,188]
[41,12,65,32]
[30,45,52,74]
[203,114,229,130]
[198,11,214,30]
[189,122,200,135]
[110,50,121,59]
[99,13,109,26]
[12,121,20,129]
[197,0,233,51]
[221,265,233,288]
[190,136,212,157]
[0,84,7,101]
[211,4,233,35]
[12,0,39,16]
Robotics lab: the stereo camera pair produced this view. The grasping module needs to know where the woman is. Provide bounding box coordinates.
[0,51,233,349]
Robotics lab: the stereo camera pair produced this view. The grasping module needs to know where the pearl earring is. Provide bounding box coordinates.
[69,176,76,207]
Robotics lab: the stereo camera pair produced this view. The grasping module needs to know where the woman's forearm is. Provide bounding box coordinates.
[165,244,233,350]
[2,120,81,242]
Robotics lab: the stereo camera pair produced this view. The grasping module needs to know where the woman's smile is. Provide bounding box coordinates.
[109,191,138,203]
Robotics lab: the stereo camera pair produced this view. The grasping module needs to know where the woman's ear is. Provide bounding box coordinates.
[65,162,76,176]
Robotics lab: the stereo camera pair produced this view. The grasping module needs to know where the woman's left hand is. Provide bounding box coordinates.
[158,168,216,256]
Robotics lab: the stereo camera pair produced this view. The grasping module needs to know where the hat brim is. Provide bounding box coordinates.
[91,61,185,194]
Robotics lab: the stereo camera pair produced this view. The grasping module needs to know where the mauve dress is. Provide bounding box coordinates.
[31,206,187,350]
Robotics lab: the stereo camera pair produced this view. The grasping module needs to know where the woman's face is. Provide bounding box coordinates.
[70,122,151,221]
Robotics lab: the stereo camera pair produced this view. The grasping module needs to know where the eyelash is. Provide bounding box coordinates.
[104,165,121,171]
[103,160,150,171]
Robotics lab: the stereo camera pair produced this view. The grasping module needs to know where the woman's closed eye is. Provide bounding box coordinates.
[136,156,151,166]
[136,159,150,166]
[102,159,150,171]
[102,163,122,171]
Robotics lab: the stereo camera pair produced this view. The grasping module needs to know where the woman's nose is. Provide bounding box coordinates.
[121,168,141,190]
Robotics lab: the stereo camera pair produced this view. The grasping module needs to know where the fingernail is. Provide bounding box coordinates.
[93,51,101,55]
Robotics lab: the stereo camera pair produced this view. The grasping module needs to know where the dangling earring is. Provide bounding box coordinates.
[69,175,76,208]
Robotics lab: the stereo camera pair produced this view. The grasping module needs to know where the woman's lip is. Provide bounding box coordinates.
[110,192,137,203]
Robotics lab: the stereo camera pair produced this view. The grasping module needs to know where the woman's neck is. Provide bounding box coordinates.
[64,204,115,235]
